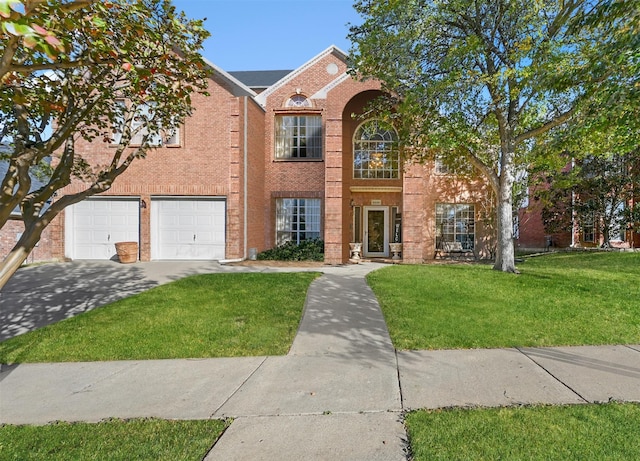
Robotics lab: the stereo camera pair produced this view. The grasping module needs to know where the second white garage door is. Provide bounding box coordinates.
[151,198,226,260]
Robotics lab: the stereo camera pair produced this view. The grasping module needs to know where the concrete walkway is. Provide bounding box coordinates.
[1,261,639,460]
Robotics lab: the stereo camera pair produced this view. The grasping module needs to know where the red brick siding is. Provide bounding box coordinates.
[245,97,267,256]
[56,73,244,261]
[260,53,349,250]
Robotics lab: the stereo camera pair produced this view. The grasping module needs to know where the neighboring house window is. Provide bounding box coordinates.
[435,203,475,250]
[112,100,180,147]
[583,216,595,243]
[353,119,399,179]
[275,115,322,159]
[276,198,321,245]
[513,214,520,240]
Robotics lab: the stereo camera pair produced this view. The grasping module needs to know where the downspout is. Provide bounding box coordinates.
[243,96,248,259]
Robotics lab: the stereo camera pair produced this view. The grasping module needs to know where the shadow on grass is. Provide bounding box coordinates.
[0,260,225,342]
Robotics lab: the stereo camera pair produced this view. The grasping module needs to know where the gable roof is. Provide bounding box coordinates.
[229,70,293,91]
[202,58,258,98]
[254,45,349,107]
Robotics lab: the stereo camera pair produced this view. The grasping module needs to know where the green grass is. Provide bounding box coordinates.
[367,252,640,349]
[0,272,320,363]
[406,403,640,461]
[0,418,227,461]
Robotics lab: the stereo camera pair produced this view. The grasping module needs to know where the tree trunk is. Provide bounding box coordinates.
[0,221,46,290]
[493,159,518,273]
[494,196,517,273]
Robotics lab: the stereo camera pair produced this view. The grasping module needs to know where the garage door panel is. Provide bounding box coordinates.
[152,198,225,260]
[179,216,195,226]
[68,198,139,260]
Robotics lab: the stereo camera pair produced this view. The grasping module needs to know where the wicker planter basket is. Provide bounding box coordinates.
[114,241,138,264]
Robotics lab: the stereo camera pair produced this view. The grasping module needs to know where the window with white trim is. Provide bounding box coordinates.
[353,120,399,179]
[435,155,474,175]
[435,156,451,174]
[582,215,595,242]
[276,198,321,245]
[275,115,322,159]
[285,95,312,108]
[435,204,475,250]
[112,100,180,147]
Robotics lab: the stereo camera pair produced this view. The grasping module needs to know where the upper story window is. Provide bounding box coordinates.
[285,95,312,108]
[435,156,451,174]
[435,154,474,175]
[353,119,399,179]
[112,100,180,147]
[275,115,322,159]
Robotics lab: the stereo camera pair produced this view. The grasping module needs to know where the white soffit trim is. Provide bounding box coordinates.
[255,45,349,107]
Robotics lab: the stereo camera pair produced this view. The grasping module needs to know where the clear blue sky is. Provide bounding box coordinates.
[171,0,361,72]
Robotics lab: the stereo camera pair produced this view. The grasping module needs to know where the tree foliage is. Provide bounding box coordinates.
[0,0,209,288]
[349,0,638,272]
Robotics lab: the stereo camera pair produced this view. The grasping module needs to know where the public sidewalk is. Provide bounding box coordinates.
[1,261,639,460]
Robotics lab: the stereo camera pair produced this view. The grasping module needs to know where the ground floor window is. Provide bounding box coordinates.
[435,203,475,250]
[276,198,321,245]
[582,216,595,243]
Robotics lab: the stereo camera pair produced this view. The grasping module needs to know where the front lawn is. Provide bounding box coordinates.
[0,272,320,363]
[406,403,640,461]
[0,418,228,461]
[368,252,640,350]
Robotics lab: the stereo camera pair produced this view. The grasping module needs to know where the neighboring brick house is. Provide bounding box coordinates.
[516,157,640,251]
[2,46,500,265]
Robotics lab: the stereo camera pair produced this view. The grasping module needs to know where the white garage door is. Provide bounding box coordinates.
[151,198,226,260]
[67,198,139,260]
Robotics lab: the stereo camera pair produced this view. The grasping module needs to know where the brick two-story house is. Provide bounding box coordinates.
[2,46,498,265]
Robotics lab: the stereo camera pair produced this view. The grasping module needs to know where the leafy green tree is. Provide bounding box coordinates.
[0,0,209,288]
[349,0,638,272]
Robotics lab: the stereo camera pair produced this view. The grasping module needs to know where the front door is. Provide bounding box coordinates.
[364,206,389,257]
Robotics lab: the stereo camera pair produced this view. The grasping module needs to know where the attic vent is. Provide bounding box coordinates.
[285,95,312,108]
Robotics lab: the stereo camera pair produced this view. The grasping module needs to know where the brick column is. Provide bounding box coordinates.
[402,163,427,263]
[324,116,343,264]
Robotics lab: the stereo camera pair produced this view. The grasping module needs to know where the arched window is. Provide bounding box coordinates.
[285,94,312,108]
[353,120,399,179]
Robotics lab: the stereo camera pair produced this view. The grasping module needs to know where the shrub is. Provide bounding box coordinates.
[257,239,324,261]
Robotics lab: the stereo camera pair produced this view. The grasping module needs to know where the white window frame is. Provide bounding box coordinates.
[435,203,476,250]
[285,95,312,108]
[435,156,451,174]
[582,215,595,243]
[274,115,322,159]
[276,198,321,245]
[353,119,399,179]
[112,100,180,147]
